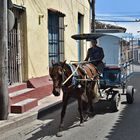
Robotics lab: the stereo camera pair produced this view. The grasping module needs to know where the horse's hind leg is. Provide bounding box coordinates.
[88,93,94,113]
[89,101,94,115]
[86,88,94,115]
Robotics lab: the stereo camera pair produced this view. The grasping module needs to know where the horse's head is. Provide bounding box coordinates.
[50,61,66,96]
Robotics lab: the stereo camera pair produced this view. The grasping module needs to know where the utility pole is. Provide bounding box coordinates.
[91,0,95,33]
[0,0,9,120]
[88,0,95,33]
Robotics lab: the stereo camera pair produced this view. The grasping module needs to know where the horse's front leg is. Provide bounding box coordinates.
[57,93,69,137]
[77,95,84,125]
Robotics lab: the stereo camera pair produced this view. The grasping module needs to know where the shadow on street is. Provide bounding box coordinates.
[25,99,126,140]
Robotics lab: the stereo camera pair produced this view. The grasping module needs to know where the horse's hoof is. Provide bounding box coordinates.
[79,123,84,127]
[84,115,89,122]
[56,132,63,137]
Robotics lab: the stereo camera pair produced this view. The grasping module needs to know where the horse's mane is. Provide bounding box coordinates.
[52,62,71,70]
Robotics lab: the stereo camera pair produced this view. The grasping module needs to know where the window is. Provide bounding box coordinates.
[77,13,83,61]
[48,10,65,67]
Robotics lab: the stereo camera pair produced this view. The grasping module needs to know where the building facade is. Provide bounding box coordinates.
[9,0,90,85]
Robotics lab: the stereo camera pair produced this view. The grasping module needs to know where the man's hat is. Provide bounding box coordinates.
[91,39,97,44]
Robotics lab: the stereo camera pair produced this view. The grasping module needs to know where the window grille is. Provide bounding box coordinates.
[48,10,65,67]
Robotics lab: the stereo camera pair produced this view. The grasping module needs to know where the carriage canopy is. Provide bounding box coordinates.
[71,32,133,41]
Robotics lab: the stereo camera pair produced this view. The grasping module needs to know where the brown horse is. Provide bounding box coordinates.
[50,60,100,136]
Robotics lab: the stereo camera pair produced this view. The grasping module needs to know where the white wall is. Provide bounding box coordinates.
[98,36,120,66]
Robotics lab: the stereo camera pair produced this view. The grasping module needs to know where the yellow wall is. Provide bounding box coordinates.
[12,0,90,79]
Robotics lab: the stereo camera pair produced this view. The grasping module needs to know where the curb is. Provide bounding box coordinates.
[0,111,37,135]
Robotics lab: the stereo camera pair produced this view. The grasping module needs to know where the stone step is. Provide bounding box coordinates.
[8,77,53,114]
[9,88,35,104]
[8,83,27,93]
[11,98,38,113]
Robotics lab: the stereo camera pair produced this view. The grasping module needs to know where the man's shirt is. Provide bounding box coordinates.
[85,46,104,62]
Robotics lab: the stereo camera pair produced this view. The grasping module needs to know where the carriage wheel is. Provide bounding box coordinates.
[126,86,134,104]
[111,92,121,112]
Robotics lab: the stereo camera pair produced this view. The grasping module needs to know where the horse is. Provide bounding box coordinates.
[50,60,100,136]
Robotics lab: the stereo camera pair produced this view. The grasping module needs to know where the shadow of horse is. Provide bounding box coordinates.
[26,99,117,140]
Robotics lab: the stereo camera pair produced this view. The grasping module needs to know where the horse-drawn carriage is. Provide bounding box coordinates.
[50,32,135,136]
[72,32,134,111]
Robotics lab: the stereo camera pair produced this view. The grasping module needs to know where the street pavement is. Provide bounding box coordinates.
[1,77,140,140]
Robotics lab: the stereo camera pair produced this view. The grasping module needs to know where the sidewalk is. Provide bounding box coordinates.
[0,93,62,135]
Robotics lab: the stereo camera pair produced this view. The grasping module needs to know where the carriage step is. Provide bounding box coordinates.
[11,98,38,113]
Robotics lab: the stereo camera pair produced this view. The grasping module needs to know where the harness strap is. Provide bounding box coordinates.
[69,64,79,76]
[62,64,79,86]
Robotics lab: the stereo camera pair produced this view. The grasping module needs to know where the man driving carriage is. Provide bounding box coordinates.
[84,39,105,73]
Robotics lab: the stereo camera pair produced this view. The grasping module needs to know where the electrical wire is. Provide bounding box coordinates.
[96,19,140,22]
[97,15,140,18]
